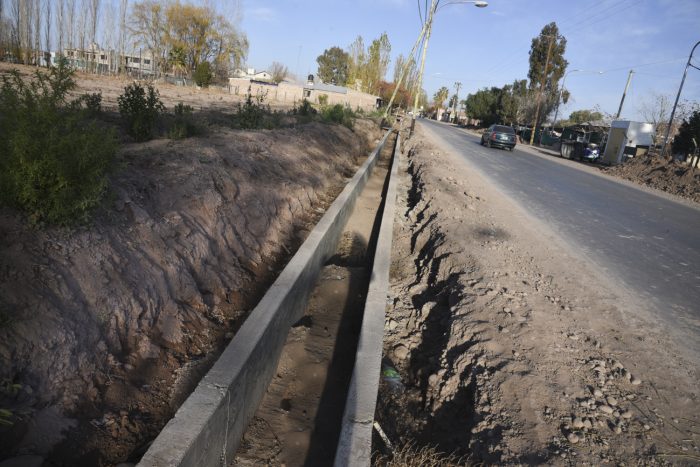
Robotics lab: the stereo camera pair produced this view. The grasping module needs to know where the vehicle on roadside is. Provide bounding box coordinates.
[559,123,608,162]
[481,124,517,151]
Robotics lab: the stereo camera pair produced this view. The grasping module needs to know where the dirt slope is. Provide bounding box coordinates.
[0,120,381,466]
[376,126,699,464]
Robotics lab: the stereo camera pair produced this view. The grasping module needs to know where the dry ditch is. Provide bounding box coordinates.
[0,120,382,466]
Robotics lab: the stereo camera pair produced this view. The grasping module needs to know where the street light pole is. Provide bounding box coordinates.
[410,0,487,134]
[660,40,700,158]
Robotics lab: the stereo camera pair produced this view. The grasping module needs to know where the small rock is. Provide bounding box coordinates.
[583,418,593,429]
[572,417,584,429]
[393,345,409,360]
[593,389,604,398]
[630,376,642,385]
[567,433,580,444]
[512,350,520,358]
[621,411,633,419]
[606,396,618,406]
[643,424,651,431]
[598,405,614,414]
[387,319,398,331]
[614,425,622,434]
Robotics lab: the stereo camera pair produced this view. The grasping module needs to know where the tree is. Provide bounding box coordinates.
[316,46,349,85]
[365,32,391,94]
[129,0,166,75]
[527,22,568,124]
[346,35,365,89]
[568,109,603,124]
[638,92,672,145]
[433,86,449,109]
[672,109,700,157]
[270,61,288,84]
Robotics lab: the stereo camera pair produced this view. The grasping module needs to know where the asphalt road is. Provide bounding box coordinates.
[420,119,700,340]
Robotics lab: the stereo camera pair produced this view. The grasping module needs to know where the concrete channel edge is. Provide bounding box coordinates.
[334,133,402,466]
[137,129,393,467]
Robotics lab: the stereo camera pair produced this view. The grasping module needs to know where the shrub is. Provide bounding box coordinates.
[320,104,355,128]
[294,99,317,117]
[117,82,165,141]
[318,93,329,106]
[0,63,117,225]
[168,102,198,139]
[194,61,213,88]
[79,92,102,114]
[234,87,269,129]
[672,109,700,156]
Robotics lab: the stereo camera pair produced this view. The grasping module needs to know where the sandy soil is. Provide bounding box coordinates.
[234,135,395,466]
[0,65,382,465]
[376,124,699,464]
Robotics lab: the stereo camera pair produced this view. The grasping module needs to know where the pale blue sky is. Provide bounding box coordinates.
[240,0,700,121]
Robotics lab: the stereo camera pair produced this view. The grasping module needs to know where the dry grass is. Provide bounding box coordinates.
[374,443,472,467]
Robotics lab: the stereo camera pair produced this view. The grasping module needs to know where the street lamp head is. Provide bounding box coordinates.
[474,1,488,7]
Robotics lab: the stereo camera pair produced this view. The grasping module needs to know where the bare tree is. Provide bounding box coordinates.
[56,0,64,56]
[88,0,99,72]
[270,61,288,84]
[118,0,127,73]
[65,0,75,50]
[33,0,39,65]
[129,0,165,76]
[102,1,116,73]
[43,0,49,66]
[638,92,672,146]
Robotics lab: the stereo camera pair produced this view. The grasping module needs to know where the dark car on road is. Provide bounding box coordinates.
[480,125,517,151]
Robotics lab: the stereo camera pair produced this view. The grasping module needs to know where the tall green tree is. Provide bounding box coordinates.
[672,109,700,156]
[365,32,391,94]
[568,109,603,124]
[433,86,449,108]
[527,22,568,123]
[316,46,350,85]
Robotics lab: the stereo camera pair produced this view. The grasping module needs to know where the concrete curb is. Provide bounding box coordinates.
[334,133,402,466]
[137,129,392,467]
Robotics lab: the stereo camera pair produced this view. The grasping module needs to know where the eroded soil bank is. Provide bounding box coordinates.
[376,125,699,464]
[0,119,381,466]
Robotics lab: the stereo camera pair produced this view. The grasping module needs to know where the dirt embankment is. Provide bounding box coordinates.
[376,127,699,464]
[602,154,700,204]
[0,118,381,465]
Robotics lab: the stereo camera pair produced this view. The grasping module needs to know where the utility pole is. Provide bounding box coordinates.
[615,69,634,119]
[411,0,437,134]
[529,34,555,146]
[661,40,700,158]
[452,81,462,123]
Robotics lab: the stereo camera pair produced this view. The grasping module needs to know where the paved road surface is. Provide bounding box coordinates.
[420,119,700,344]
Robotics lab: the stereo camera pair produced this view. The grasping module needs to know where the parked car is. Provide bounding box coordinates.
[481,125,517,151]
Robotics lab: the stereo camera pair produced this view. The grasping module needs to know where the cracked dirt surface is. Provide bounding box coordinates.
[376,124,699,465]
[0,117,382,466]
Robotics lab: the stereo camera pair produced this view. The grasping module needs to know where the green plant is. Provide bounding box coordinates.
[0,63,117,225]
[193,61,213,87]
[292,99,317,118]
[318,94,329,106]
[118,82,165,141]
[79,92,102,114]
[168,102,198,139]
[0,380,22,427]
[234,87,270,129]
[320,104,356,128]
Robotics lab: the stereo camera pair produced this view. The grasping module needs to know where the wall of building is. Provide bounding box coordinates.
[227,78,379,111]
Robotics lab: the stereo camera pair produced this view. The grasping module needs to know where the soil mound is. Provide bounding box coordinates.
[602,155,700,203]
[0,120,381,465]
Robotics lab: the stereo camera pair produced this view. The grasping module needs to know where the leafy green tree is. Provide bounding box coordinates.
[672,109,700,156]
[433,86,449,109]
[527,22,568,124]
[346,33,391,94]
[316,46,350,85]
[193,61,213,87]
[568,109,603,124]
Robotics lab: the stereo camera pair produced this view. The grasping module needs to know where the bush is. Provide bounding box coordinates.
[168,102,198,139]
[320,104,355,128]
[672,110,700,156]
[118,82,165,141]
[234,87,270,129]
[294,99,317,117]
[194,61,213,88]
[79,92,102,114]
[0,63,116,225]
[318,94,329,106]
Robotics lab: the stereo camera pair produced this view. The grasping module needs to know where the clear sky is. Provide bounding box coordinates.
[239,0,700,121]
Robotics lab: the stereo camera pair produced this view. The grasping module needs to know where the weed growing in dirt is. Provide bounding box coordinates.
[118,82,165,141]
[168,102,199,139]
[320,104,356,129]
[374,443,467,467]
[0,379,22,427]
[77,92,102,115]
[0,62,117,225]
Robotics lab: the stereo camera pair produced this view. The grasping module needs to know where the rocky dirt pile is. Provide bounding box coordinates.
[602,155,700,203]
[375,127,699,465]
[0,119,381,466]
